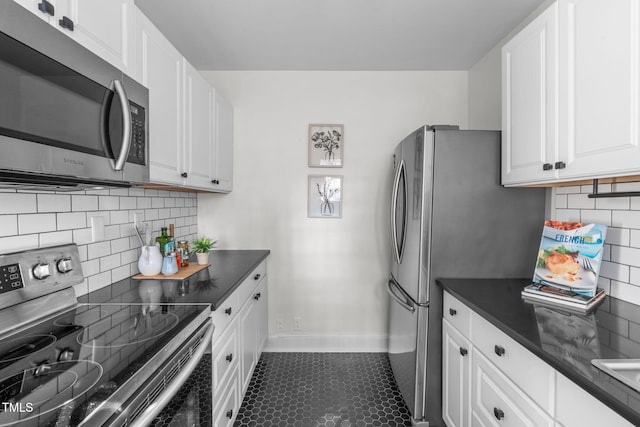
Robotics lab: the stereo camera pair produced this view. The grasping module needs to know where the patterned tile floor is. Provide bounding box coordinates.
[234,352,412,427]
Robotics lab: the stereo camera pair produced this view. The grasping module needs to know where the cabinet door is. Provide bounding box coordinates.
[442,319,471,427]
[239,296,258,395]
[53,0,135,74]
[557,0,640,180]
[212,91,233,192]
[183,60,214,189]
[502,2,558,185]
[255,279,268,353]
[137,11,184,185]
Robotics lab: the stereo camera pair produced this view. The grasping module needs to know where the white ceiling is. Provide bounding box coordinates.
[135,0,546,71]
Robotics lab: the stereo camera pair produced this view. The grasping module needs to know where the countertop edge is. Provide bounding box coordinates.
[210,250,271,310]
[438,279,640,426]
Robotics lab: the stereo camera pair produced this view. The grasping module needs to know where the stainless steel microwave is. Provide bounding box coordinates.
[0,2,149,191]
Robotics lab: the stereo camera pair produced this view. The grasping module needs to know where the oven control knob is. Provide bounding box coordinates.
[56,257,73,274]
[33,361,51,377]
[32,263,51,280]
[58,348,75,362]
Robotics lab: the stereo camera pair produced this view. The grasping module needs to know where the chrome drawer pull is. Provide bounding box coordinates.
[494,345,505,357]
[449,308,457,316]
[493,407,504,420]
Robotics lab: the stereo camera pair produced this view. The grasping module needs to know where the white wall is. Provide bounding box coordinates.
[198,71,468,351]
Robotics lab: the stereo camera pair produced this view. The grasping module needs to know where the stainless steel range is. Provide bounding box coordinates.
[0,244,212,426]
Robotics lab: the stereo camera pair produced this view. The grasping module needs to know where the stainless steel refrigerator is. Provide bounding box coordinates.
[388,125,546,426]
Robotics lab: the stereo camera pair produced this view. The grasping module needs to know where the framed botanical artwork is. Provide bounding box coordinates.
[308,124,343,167]
[308,175,342,218]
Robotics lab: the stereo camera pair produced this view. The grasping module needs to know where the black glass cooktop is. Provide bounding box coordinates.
[0,302,208,427]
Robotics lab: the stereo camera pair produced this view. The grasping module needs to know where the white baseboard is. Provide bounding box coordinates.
[265,333,388,353]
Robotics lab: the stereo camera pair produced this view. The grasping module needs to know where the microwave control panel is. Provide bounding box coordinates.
[127,102,146,166]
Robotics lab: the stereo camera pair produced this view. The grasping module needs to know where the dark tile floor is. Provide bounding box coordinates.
[234,352,412,427]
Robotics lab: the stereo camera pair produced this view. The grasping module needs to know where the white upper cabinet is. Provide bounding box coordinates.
[502,2,558,185]
[557,0,640,180]
[503,0,640,186]
[13,0,136,76]
[213,92,234,192]
[183,60,215,190]
[136,10,184,186]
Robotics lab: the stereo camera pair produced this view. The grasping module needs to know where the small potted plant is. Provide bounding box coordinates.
[192,236,216,265]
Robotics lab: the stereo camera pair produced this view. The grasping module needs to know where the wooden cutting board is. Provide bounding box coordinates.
[132,262,210,280]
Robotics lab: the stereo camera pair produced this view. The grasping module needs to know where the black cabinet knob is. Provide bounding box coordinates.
[494,345,506,357]
[226,353,233,362]
[181,172,188,178]
[58,16,74,31]
[38,1,54,16]
[254,292,261,300]
[226,409,233,419]
[225,307,232,316]
[449,308,457,316]
[554,161,566,169]
[254,273,261,280]
[542,163,553,171]
[211,179,220,185]
[459,347,468,357]
[493,407,505,420]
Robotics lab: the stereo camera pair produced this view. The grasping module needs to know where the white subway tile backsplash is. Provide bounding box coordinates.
[72,195,98,211]
[567,194,595,209]
[19,214,57,234]
[611,246,640,268]
[611,281,640,306]
[0,193,37,214]
[57,212,87,230]
[0,189,197,295]
[605,228,630,246]
[596,196,631,211]
[37,194,71,213]
[555,209,580,222]
[580,209,611,226]
[600,260,630,283]
[0,216,17,237]
[613,211,640,229]
[556,185,582,194]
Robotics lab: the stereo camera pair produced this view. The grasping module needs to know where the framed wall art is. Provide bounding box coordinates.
[308,175,342,218]
[308,124,343,167]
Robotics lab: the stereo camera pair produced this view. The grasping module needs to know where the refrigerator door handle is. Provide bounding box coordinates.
[391,159,407,264]
[387,278,415,313]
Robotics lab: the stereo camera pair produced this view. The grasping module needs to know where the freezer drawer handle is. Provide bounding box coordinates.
[493,407,505,420]
[459,347,468,357]
[387,279,415,313]
[494,345,505,357]
[449,308,457,316]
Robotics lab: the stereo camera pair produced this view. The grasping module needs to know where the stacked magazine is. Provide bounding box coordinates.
[522,221,608,313]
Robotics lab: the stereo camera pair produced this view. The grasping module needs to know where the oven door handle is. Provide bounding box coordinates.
[129,322,214,427]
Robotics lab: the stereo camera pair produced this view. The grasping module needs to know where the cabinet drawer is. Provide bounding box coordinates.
[471,312,554,412]
[211,292,239,342]
[212,327,239,393]
[213,369,240,427]
[443,291,472,339]
[471,350,554,426]
[236,261,267,307]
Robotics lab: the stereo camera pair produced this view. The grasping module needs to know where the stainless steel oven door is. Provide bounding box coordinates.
[104,321,214,427]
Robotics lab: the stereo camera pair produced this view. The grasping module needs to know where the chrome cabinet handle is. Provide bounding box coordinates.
[110,80,132,171]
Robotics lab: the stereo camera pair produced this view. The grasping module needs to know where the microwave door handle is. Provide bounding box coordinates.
[110,80,132,171]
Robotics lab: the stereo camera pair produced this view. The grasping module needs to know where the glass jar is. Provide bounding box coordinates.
[177,240,190,267]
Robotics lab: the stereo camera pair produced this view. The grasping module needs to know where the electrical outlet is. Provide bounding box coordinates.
[276,318,284,330]
[294,317,302,330]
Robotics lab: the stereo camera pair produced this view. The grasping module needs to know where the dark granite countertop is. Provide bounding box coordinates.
[437,278,640,426]
[79,250,270,311]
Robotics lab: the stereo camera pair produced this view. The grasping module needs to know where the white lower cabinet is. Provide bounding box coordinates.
[442,291,630,427]
[210,261,268,425]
